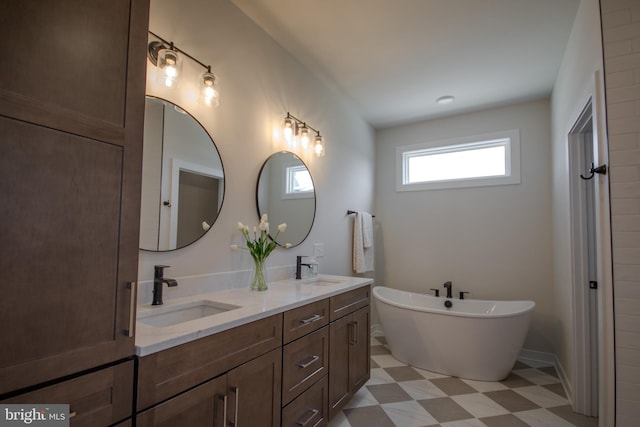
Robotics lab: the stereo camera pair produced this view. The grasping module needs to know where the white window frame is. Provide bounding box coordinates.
[282,162,314,199]
[396,129,521,191]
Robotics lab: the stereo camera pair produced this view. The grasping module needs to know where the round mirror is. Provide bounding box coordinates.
[256,152,315,247]
[140,96,224,251]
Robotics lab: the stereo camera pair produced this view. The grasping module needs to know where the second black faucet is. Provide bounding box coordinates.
[152,265,178,305]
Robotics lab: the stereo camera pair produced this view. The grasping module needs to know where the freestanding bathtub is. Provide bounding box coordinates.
[373,286,535,381]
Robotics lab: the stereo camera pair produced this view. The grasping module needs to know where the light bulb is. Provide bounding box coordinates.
[283,117,294,139]
[299,125,310,148]
[201,71,219,107]
[314,135,325,157]
[157,48,181,88]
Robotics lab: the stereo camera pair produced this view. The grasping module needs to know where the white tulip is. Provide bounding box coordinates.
[278,223,287,232]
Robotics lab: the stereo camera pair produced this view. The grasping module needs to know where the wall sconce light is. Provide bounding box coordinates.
[147,31,220,107]
[282,112,325,157]
[155,42,182,88]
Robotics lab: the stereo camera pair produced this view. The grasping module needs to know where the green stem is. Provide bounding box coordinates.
[251,258,268,291]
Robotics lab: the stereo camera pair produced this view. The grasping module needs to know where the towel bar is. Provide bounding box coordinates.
[346,210,375,217]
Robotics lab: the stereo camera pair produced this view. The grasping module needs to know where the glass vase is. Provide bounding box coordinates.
[251,258,268,291]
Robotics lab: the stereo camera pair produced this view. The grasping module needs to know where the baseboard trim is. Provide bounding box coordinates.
[519,348,572,405]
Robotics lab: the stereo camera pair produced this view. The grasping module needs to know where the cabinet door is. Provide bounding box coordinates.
[328,315,351,418]
[328,305,371,419]
[137,375,227,427]
[349,306,371,392]
[227,348,282,427]
[0,0,149,395]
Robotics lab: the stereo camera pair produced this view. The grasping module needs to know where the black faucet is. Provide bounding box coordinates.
[295,256,312,280]
[443,281,453,298]
[152,265,178,305]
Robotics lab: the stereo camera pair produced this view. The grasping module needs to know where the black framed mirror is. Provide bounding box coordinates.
[256,152,315,247]
[140,96,225,251]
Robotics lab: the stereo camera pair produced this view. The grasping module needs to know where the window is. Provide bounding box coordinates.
[396,129,520,191]
[283,164,314,199]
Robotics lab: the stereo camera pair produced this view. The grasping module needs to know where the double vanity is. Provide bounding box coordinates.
[137,96,368,426]
[135,275,372,426]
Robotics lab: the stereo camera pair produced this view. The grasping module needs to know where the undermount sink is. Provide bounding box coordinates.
[138,300,241,328]
[300,277,345,286]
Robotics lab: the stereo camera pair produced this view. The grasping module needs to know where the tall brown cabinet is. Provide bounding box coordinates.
[0,0,150,424]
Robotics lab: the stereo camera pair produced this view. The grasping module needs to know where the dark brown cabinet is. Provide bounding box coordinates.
[0,0,150,406]
[328,289,371,419]
[137,375,227,427]
[227,348,282,427]
[136,315,283,426]
[137,348,281,427]
[1,360,135,426]
[281,286,371,423]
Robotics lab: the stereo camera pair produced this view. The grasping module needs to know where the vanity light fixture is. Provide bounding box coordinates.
[147,31,220,107]
[282,112,325,157]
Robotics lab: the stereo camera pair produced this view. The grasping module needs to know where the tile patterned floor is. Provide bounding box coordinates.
[328,336,599,427]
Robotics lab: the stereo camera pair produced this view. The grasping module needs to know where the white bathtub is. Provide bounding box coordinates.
[373,286,535,381]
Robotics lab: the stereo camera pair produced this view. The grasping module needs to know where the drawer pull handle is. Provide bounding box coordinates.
[126,281,137,337]
[218,394,227,426]
[231,386,239,427]
[354,320,359,344]
[299,314,322,325]
[349,321,358,345]
[296,408,319,426]
[297,355,320,368]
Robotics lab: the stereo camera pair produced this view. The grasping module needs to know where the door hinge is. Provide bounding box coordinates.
[589,281,598,289]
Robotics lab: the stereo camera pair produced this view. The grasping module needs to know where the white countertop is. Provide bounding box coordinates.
[135,274,373,356]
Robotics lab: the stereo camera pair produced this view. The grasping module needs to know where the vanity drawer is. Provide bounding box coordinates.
[329,285,370,321]
[283,298,329,344]
[282,376,328,427]
[2,359,134,426]
[282,326,329,405]
[137,314,282,411]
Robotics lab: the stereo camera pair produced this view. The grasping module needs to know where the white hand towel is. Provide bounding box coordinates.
[361,212,373,248]
[353,211,374,273]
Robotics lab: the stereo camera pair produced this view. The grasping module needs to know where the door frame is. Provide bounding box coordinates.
[567,70,615,425]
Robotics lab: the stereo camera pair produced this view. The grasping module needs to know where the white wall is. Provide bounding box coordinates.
[549,0,603,397]
[600,0,640,424]
[375,99,554,352]
[139,0,375,282]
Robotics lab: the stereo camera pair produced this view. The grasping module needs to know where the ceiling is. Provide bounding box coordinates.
[231,0,580,129]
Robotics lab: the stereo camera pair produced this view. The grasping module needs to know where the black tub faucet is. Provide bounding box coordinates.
[152,265,178,305]
[443,281,453,298]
